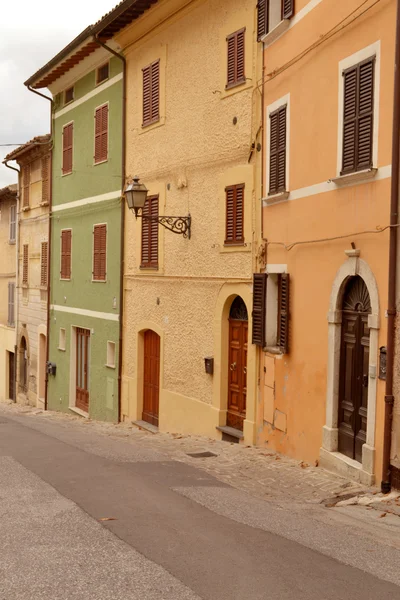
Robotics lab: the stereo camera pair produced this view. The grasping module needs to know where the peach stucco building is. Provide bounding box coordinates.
[259,0,395,485]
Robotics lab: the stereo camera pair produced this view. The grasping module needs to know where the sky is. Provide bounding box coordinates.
[0,0,117,188]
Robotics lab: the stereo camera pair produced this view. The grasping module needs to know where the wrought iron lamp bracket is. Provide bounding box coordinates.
[138,213,191,239]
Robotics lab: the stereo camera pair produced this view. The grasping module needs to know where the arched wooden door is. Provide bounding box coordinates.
[143,330,160,427]
[227,297,248,431]
[338,276,371,462]
[19,336,28,392]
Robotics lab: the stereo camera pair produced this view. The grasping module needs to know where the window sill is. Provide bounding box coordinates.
[140,266,159,271]
[22,206,30,213]
[94,159,108,167]
[329,168,378,187]
[225,77,247,91]
[60,278,71,281]
[264,345,283,355]
[95,77,109,87]
[105,363,116,370]
[260,19,290,47]
[40,201,50,207]
[224,241,245,247]
[22,283,28,289]
[264,191,290,206]
[92,279,107,283]
[62,171,72,177]
[9,240,16,245]
[58,347,66,352]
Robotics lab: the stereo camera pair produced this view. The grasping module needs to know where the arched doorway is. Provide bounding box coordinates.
[338,276,371,462]
[19,336,28,392]
[143,330,160,427]
[227,297,248,431]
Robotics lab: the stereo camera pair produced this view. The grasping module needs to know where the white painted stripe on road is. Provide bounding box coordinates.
[52,190,121,212]
[54,73,123,119]
[51,304,119,321]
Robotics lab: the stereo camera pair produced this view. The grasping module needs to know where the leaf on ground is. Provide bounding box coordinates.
[99,517,117,522]
[378,512,387,518]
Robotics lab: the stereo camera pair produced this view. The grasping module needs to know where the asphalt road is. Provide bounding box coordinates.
[0,410,399,600]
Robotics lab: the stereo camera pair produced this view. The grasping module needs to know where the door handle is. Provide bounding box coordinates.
[243,367,247,374]
[362,374,369,388]
[230,362,237,371]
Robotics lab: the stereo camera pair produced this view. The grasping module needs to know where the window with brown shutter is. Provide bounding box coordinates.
[141,195,159,268]
[341,57,375,175]
[8,282,15,327]
[277,273,290,353]
[257,0,294,40]
[60,229,72,280]
[22,164,30,208]
[22,244,28,285]
[93,224,107,281]
[96,62,109,85]
[282,0,294,19]
[62,123,73,175]
[41,241,48,288]
[269,105,287,195]
[94,105,109,164]
[252,273,267,347]
[9,205,16,243]
[226,29,245,89]
[41,155,50,205]
[142,60,160,126]
[64,87,74,104]
[225,184,245,245]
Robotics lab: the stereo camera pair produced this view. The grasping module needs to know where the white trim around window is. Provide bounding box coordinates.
[266,93,290,202]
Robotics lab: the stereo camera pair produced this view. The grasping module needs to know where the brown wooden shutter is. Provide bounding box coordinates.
[41,155,50,204]
[252,273,267,347]
[257,0,268,40]
[9,205,16,242]
[95,105,108,164]
[8,282,15,327]
[225,184,245,244]
[93,224,107,281]
[269,105,287,194]
[61,230,72,279]
[142,60,160,126]
[282,0,294,19]
[277,273,290,353]
[40,241,48,287]
[22,244,28,285]
[226,29,246,88]
[141,195,159,268]
[342,57,374,175]
[62,123,73,174]
[22,164,30,208]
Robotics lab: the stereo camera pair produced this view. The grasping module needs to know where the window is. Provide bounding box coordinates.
[107,341,116,368]
[225,184,245,244]
[60,229,72,280]
[94,105,109,164]
[40,241,48,288]
[64,86,74,104]
[9,205,16,243]
[269,105,287,195]
[341,57,375,175]
[97,62,109,84]
[22,244,28,285]
[257,0,294,40]
[7,282,15,327]
[142,60,160,126]
[263,271,290,353]
[141,195,159,268]
[41,155,50,204]
[226,29,245,89]
[22,164,30,208]
[93,224,107,281]
[59,328,66,351]
[62,123,73,175]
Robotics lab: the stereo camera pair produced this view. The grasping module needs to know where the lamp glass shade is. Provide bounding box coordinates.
[124,178,148,212]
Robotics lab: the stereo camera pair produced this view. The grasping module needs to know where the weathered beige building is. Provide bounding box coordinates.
[117,0,263,442]
[0,184,17,402]
[5,136,51,408]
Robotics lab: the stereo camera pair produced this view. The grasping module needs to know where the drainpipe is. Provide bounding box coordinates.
[381,0,400,493]
[94,36,126,423]
[3,160,20,401]
[26,86,53,411]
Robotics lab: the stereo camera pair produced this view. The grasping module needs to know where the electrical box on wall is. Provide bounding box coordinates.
[46,362,56,376]
[204,357,214,375]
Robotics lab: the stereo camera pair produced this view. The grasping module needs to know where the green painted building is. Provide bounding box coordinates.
[26,41,124,422]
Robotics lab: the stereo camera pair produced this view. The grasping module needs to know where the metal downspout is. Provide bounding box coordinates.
[94,36,126,424]
[381,0,400,493]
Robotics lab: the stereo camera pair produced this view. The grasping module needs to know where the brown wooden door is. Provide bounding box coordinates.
[8,352,15,400]
[338,277,371,462]
[143,330,160,427]
[227,302,248,431]
[76,327,90,413]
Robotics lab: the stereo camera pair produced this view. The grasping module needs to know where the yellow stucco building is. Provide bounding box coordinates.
[117,0,263,442]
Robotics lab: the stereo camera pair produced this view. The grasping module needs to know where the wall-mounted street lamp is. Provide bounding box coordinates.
[124,176,191,239]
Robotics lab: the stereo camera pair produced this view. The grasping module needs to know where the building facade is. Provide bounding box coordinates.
[0,185,17,403]
[26,47,124,421]
[5,137,51,408]
[116,0,263,442]
[258,0,394,485]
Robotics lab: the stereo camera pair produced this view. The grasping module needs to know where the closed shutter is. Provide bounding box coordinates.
[62,123,73,174]
[41,154,50,204]
[8,282,15,327]
[252,273,267,347]
[22,164,30,208]
[41,241,48,287]
[225,184,245,244]
[141,195,159,268]
[9,205,16,242]
[22,244,28,285]
[93,224,107,281]
[257,0,268,40]
[341,57,374,175]
[143,60,160,126]
[61,230,72,279]
[277,273,290,353]
[94,105,109,164]
[282,0,294,19]
[226,29,246,88]
[269,105,287,194]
